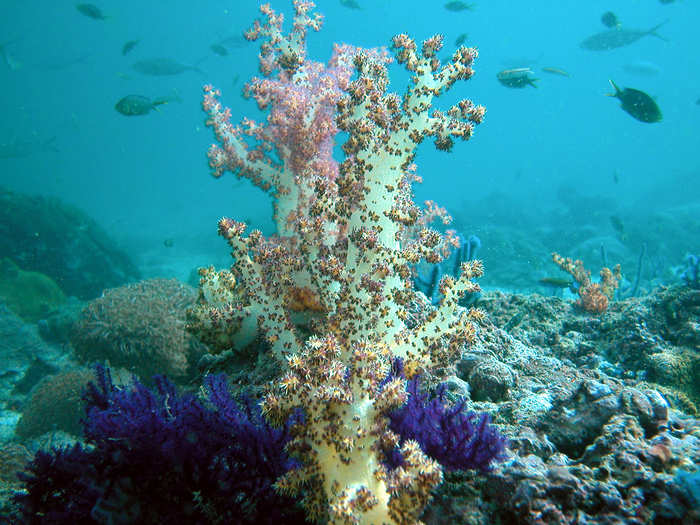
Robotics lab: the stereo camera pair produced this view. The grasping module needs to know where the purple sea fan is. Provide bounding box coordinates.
[16,365,308,524]
[387,373,508,472]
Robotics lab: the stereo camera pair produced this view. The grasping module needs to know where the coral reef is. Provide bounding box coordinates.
[71,279,207,381]
[386,367,507,473]
[0,258,66,323]
[416,289,700,523]
[192,1,489,521]
[551,252,621,314]
[14,368,95,439]
[14,365,504,524]
[0,186,140,300]
[14,366,307,524]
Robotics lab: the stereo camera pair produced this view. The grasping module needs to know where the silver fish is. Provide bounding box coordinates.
[497,68,538,88]
[580,21,668,51]
[132,58,204,76]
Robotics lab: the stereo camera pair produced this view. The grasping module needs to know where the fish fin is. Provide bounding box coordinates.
[606,79,621,97]
[529,78,539,88]
[648,19,670,42]
[154,89,183,106]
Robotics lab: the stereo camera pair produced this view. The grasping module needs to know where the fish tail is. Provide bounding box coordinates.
[648,20,669,42]
[606,79,621,97]
[154,89,183,106]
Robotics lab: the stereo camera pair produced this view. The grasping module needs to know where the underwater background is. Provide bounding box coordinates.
[0,0,698,523]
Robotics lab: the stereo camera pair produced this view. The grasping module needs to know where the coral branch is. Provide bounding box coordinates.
[192,2,490,522]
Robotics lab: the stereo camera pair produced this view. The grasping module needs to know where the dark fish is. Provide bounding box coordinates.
[132,58,204,76]
[340,0,361,9]
[580,21,668,51]
[541,66,569,77]
[115,94,180,116]
[659,0,674,3]
[163,238,174,248]
[122,40,139,56]
[606,80,662,123]
[210,44,228,56]
[497,68,537,88]
[609,215,626,240]
[445,1,475,12]
[455,33,468,46]
[696,98,700,105]
[613,170,620,184]
[600,11,620,29]
[76,3,108,20]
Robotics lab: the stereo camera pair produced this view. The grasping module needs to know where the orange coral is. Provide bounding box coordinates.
[552,253,621,314]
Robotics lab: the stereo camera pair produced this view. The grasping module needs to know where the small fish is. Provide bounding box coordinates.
[696,98,700,106]
[232,73,240,87]
[600,11,620,29]
[455,33,468,46]
[497,68,537,88]
[76,3,109,20]
[163,238,175,248]
[132,58,204,76]
[606,80,662,123]
[609,215,627,241]
[445,1,475,11]
[340,0,361,9]
[210,44,228,56]
[538,277,574,289]
[613,170,620,184]
[122,40,140,56]
[114,94,180,116]
[541,66,570,77]
[580,21,668,51]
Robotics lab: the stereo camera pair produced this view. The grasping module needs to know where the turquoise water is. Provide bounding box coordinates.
[0,1,698,522]
[1,1,696,284]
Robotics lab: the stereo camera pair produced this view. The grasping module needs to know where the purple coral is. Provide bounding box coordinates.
[16,365,307,524]
[386,362,508,473]
[16,362,506,523]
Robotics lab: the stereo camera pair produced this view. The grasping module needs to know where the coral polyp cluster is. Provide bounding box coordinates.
[189,1,492,522]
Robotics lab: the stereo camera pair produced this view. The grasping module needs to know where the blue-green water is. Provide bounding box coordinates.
[0,1,698,523]
[1,0,697,283]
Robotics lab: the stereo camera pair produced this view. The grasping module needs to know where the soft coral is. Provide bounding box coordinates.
[16,365,307,524]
